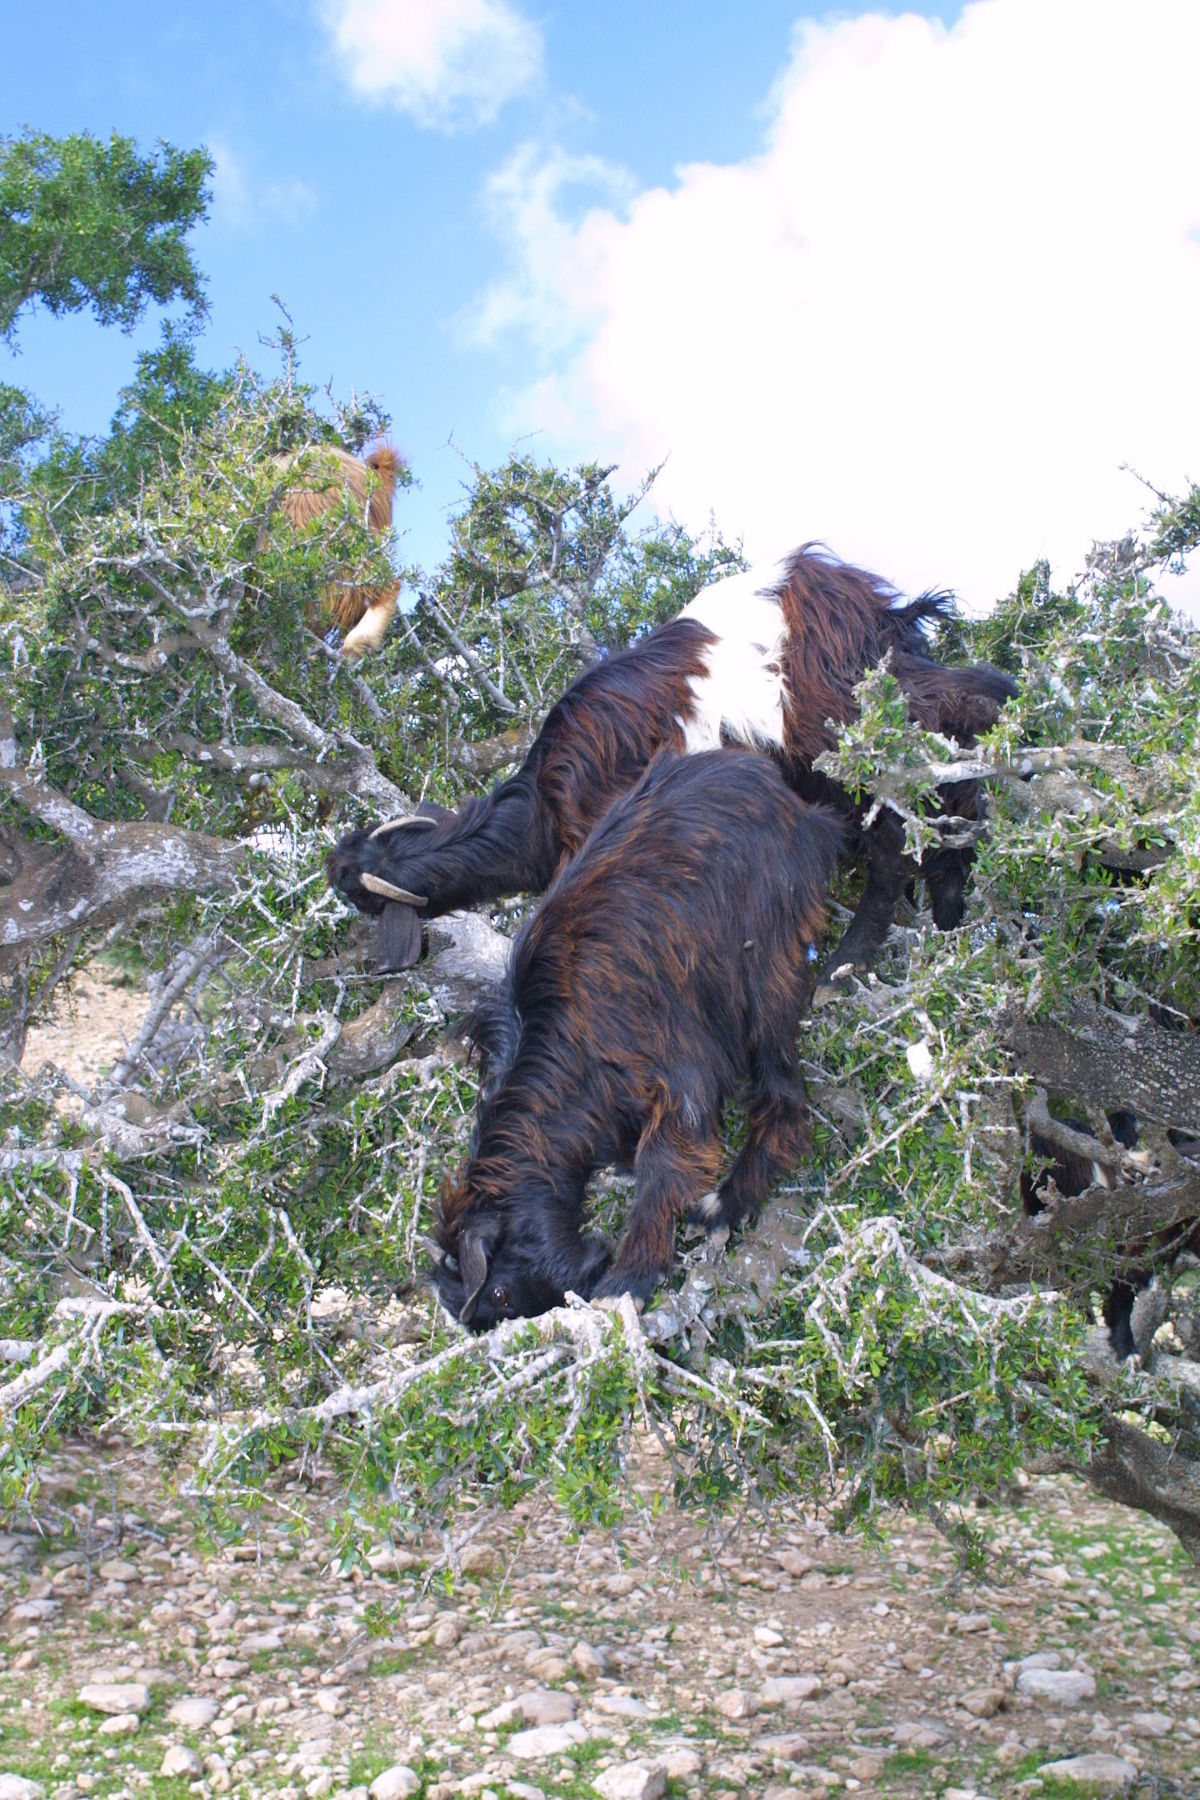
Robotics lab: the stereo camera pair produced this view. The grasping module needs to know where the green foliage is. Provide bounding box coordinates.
[2,162,1198,1564]
[0,127,211,343]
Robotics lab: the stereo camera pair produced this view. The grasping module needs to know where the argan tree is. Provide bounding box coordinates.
[2,132,1198,1570]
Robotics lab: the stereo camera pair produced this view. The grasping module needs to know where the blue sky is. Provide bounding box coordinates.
[5,0,1199,612]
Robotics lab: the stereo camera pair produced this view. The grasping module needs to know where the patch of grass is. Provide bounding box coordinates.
[346,1727,404,1786]
[368,1647,419,1677]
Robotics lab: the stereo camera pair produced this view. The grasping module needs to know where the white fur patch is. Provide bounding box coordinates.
[678,563,789,754]
[692,1188,724,1220]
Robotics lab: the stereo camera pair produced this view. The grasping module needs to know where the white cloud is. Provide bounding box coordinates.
[321,0,542,129]
[210,142,318,229]
[472,0,1200,615]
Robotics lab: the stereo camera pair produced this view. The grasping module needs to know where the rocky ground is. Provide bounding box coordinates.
[1,1442,1198,1800]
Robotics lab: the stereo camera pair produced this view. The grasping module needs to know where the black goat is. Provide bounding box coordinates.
[328,547,1016,973]
[1022,1110,1200,1358]
[433,749,845,1329]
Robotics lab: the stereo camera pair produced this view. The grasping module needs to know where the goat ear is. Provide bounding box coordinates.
[458,1228,493,1322]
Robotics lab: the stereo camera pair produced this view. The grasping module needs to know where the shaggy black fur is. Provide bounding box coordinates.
[434,749,845,1329]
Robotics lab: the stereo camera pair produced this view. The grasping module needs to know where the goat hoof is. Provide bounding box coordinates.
[702,1225,730,1262]
[686,1189,723,1225]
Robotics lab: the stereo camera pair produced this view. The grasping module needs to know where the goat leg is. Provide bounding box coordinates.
[594,1115,723,1305]
[816,808,909,994]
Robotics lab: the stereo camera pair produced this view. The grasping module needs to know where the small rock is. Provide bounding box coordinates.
[594,1694,654,1719]
[508,1722,588,1759]
[891,1720,948,1750]
[0,1778,44,1800]
[525,1647,570,1681]
[8,1599,59,1622]
[1017,1668,1096,1706]
[715,1688,756,1720]
[1017,1651,1063,1672]
[773,1549,814,1577]
[959,1686,1006,1719]
[240,1630,284,1654]
[77,1683,152,1717]
[755,1626,785,1647]
[754,1733,812,1761]
[592,1762,666,1800]
[459,1544,497,1576]
[97,1559,139,1582]
[955,1612,990,1634]
[759,1676,821,1710]
[433,1615,463,1650]
[515,1689,577,1727]
[1129,1711,1172,1738]
[160,1747,202,1777]
[167,1695,219,1728]
[848,1755,887,1780]
[368,1770,421,1800]
[97,1713,141,1736]
[571,1643,610,1679]
[659,1748,702,1779]
[1036,1753,1137,1790]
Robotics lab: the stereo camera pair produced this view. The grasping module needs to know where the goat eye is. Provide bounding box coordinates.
[489,1284,509,1308]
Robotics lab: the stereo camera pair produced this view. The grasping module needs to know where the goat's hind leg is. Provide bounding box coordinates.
[592,1107,723,1305]
[704,1058,812,1238]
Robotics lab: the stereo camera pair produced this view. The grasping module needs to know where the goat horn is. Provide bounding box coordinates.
[370,815,439,841]
[361,872,428,906]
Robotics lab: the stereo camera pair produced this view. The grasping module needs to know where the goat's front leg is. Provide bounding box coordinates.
[591,1111,722,1305]
[816,807,909,995]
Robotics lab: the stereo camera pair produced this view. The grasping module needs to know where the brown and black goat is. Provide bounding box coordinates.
[433,748,845,1330]
[1022,1109,1200,1358]
[276,445,404,658]
[328,546,1015,973]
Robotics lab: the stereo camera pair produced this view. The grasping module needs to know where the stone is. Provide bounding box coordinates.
[240,1630,284,1654]
[955,1612,991,1634]
[958,1686,1007,1718]
[592,1763,666,1800]
[1017,1668,1096,1706]
[8,1600,59,1622]
[891,1720,948,1750]
[773,1550,814,1578]
[571,1642,610,1678]
[97,1560,139,1582]
[432,1615,463,1650]
[593,1695,653,1719]
[715,1688,756,1720]
[754,1733,812,1761]
[659,1748,703,1779]
[1036,1753,1137,1790]
[759,1676,821,1710]
[77,1683,151,1716]
[97,1713,141,1736]
[525,1648,570,1681]
[0,1779,44,1800]
[1017,1651,1063,1671]
[515,1689,576,1726]
[1129,1711,1172,1738]
[755,1626,785,1647]
[848,1755,887,1780]
[507,1722,588,1759]
[316,1690,346,1717]
[368,1770,421,1800]
[167,1695,219,1728]
[459,1545,497,1576]
[160,1747,202,1777]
